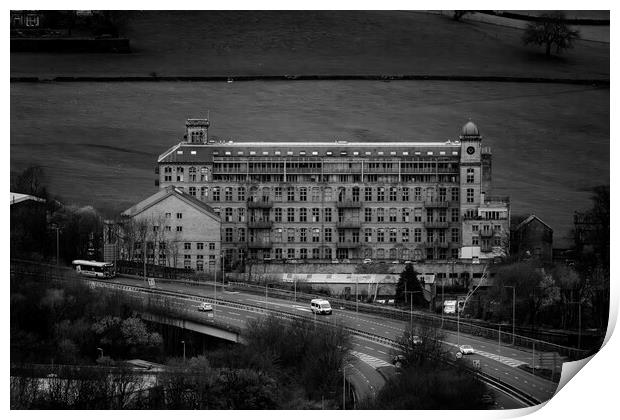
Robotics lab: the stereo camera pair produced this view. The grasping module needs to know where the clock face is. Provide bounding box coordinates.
[466,146,475,155]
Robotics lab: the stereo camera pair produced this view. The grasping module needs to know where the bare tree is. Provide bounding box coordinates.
[522,12,580,57]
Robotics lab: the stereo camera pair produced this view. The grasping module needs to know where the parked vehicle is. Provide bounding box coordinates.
[198,302,213,312]
[310,298,332,315]
[331,259,339,264]
[362,258,373,264]
[412,335,423,345]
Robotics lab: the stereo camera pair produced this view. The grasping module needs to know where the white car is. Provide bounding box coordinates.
[412,335,423,345]
[363,258,373,264]
[198,302,213,312]
[459,344,475,355]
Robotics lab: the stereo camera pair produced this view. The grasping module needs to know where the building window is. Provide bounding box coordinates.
[364,187,372,201]
[324,248,332,259]
[414,187,422,201]
[377,187,385,202]
[238,208,246,222]
[438,209,447,223]
[287,187,295,201]
[225,228,233,242]
[338,230,345,243]
[201,187,208,199]
[209,243,215,250]
[312,228,320,243]
[402,187,409,202]
[472,236,479,246]
[414,228,421,243]
[312,187,321,202]
[324,188,332,201]
[213,187,220,201]
[451,187,459,202]
[287,249,295,259]
[324,208,332,222]
[197,243,204,250]
[153,225,159,232]
[427,230,434,243]
[312,208,320,222]
[402,228,410,242]
[275,248,283,259]
[176,213,183,219]
[364,228,372,243]
[467,188,474,203]
[324,228,332,242]
[389,187,397,201]
[189,167,197,182]
[176,226,183,232]
[299,187,307,202]
[237,187,245,201]
[377,229,385,243]
[426,209,433,223]
[389,228,397,243]
[402,208,410,223]
[451,248,459,259]
[364,208,372,222]
[467,168,475,183]
[287,208,295,223]
[377,208,385,222]
[184,242,191,250]
[238,228,246,242]
[472,225,479,232]
[414,208,422,222]
[287,229,295,242]
[299,208,307,222]
[274,208,282,222]
[451,208,460,222]
[165,226,172,232]
[275,187,282,201]
[450,228,460,243]
[300,248,308,259]
[389,208,397,222]
[352,187,360,202]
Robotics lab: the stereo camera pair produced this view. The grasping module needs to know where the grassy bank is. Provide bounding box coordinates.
[10,11,609,80]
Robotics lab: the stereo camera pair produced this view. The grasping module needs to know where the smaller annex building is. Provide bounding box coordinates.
[511,214,553,263]
[120,186,222,272]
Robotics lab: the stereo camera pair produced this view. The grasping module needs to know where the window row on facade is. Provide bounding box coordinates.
[243,246,461,262]
[222,227,462,244]
[159,184,469,203]
[215,207,463,224]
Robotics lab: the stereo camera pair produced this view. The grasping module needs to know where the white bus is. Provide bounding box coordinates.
[72,260,116,279]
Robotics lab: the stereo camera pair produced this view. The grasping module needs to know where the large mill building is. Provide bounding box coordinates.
[153,118,510,278]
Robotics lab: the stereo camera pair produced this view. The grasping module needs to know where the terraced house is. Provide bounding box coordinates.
[155,118,510,272]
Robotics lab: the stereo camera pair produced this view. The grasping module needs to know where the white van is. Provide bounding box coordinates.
[310,299,332,315]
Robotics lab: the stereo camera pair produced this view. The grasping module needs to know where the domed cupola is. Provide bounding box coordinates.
[460,120,480,139]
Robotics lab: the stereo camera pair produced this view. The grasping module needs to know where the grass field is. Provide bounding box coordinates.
[10,11,609,79]
[10,81,609,247]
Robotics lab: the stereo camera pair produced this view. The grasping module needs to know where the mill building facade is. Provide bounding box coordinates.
[155,119,510,272]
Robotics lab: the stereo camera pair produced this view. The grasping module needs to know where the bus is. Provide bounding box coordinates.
[72,260,116,279]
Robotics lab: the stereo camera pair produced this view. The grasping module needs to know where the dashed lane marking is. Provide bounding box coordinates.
[364,346,374,351]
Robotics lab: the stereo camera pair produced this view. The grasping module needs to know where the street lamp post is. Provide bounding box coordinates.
[221,253,225,291]
[504,285,516,345]
[498,324,502,364]
[342,363,346,410]
[181,340,186,362]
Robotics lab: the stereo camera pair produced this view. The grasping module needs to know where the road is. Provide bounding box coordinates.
[112,275,557,408]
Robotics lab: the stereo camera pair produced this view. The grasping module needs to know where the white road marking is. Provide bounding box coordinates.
[229,312,241,316]
[350,351,392,369]
[364,346,374,351]
[377,350,387,355]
